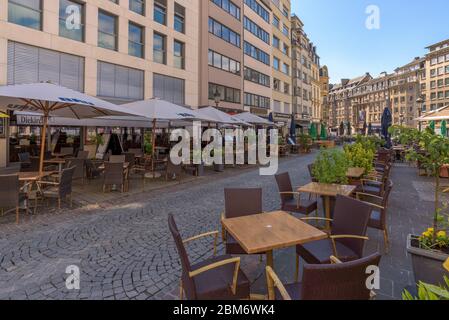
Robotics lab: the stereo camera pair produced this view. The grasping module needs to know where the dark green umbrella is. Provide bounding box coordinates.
[429,120,435,133]
[310,123,317,140]
[320,124,327,140]
[347,122,352,136]
[441,120,447,137]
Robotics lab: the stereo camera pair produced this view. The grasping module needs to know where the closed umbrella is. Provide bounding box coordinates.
[310,123,317,140]
[368,123,373,136]
[347,122,352,136]
[0,111,9,118]
[381,107,393,148]
[441,120,447,137]
[363,121,367,136]
[339,122,345,136]
[429,120,436,133]
[290,114,297,144]
[320,123,327,140]
[0,83,142,174]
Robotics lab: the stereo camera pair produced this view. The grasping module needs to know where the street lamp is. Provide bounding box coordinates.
[213,88,221,108]
[416,96,424,132]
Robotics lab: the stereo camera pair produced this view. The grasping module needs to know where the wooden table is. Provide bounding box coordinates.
[346,167,365,180]
[222,211,327,269]
[298,182,357,229]
[98,162,130,171]
[18,172,52,211]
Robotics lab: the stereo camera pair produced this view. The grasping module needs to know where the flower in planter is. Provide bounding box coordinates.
[419,227,449,250]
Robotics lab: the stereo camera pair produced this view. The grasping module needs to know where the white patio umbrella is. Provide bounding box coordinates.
[120,99,217,176]
[196,107,250,126]
[0,82,144,174]
[234,112,274,126]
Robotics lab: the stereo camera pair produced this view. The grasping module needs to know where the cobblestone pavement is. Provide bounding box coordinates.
[0,153,434,300]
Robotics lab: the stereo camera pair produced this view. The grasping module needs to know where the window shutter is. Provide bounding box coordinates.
[11,42,39,84]
[38,48,61,84]
[97,61,115,97]
[115,65,129,99]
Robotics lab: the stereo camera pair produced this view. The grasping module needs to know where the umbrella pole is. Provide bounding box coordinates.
[151,119,156,176]
[39,113,49,175]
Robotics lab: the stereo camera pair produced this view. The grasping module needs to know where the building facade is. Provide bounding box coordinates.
[424,39,449,113]
[319,65,329,124]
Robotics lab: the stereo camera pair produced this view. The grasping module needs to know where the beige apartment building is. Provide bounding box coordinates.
[0,0,200,168]
[270,0,291,125]
[311,57,320,124]
[319,65,330,124]
[424,39,449,113]
[389,57,424,127]
[291,15,312,128]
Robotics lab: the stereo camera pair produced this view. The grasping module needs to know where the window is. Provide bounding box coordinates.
[153,33,166,64]
[282,63,289,75]
[244,92,270,109]
[282,24,289,37]
[59,0,84,42]
[209,83,241,104]
[273,57,280,70]
[244,17,270,44]
[174,3,185,33]
[244,0,269,23]
[8,41,84,92]
[273,36,280,49]
[284,83,290,94]
[98,11,117,51]
[272,15,279,28]
[244,41,269,65]
[209,18,241,47]
[208,50,241,75]
[154,74,185,105]
[273,78,280,91]
[173,40,185,69]
[154,0,167,25]
[8,0,42,30]
[130,0,145,15]
[282,43,289,56]
[129,22,144,58]
[97,61,144,101]
[244,67,270,87]
[211,0,241,20]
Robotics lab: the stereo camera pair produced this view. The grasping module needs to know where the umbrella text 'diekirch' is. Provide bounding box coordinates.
[0,83,145,174]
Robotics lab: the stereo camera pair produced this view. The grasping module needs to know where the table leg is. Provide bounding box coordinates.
[266,250,274,269]
[324,196,331,230]
[59,163,63,173]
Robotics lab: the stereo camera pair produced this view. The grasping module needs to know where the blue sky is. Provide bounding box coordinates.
[291,0,449,84]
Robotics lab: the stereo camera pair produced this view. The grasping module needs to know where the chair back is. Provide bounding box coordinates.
[301,253,381,300]
[104,162,124,185]
[168,214,196,300]
[0,174,19,208]
[379,180,393,226]
[77,150,89,159]
[128,148,143,157]
[331,195,372,258]
[61,147,74,156]
[224,188,262,219]
[123,153,135,168]
[109,155,126,163]
[307,164,317,182]
[59,166,75,197]
[275,172,294,203]
[66,158,85,180]
[18,152,30,163]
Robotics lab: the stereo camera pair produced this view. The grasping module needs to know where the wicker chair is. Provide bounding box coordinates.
[37,167,75,210]
[103,162,126,193]
[274,172,318,216]
[266,253,381,300]
[109,155,126,163]
[221,188,263,256]
[76,150,89,159]
[295,195,372,281]
[66,158,86,184]
[0,174,28,224]
[169,214,250,300]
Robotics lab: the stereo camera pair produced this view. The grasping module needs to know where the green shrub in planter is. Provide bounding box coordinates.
[312,149,349,184]
[344,142,375,174]
[403,276,449,300]
[298,134,312,153]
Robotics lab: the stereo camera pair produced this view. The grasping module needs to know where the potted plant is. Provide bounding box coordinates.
[344,141,375,175]
[390,126,449,285]
[298,134,312,154]
[403,276,449,300]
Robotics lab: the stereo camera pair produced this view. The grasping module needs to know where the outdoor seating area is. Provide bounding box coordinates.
[170,144,397,300]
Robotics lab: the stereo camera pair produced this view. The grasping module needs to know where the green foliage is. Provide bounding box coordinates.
[390,125,449,247]
[94,134,104,147]
[403,276,449,300]
[344,142,374,174]
[144,131,153,155]
[298,134,312,150]
[312,149,349,184]
[355,135,385,152]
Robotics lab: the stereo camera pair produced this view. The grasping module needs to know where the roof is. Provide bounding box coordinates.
[417,105,449,121]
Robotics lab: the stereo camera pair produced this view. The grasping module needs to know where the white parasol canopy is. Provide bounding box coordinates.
[0,82,144,173]
[196,107,250,126]
[233,112,274,126]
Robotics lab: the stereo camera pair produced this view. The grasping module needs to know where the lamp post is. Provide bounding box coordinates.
[416,96,424,132]
[214,88,221,109]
